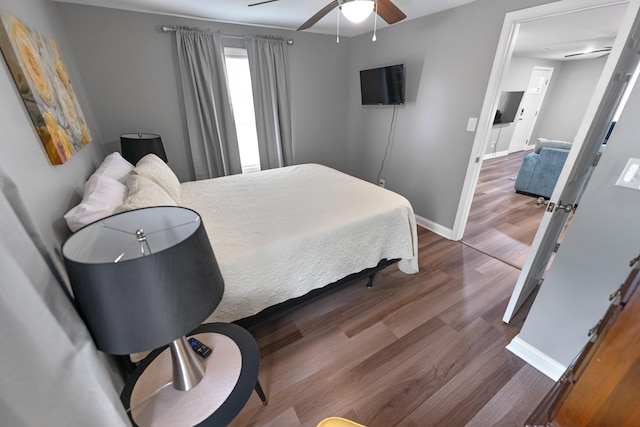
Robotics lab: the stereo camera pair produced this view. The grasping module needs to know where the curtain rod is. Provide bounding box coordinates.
[160,25,293,45]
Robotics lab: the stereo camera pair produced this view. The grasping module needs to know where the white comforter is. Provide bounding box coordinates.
[179,164,418,323]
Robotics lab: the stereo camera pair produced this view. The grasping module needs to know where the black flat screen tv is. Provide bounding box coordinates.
[494,90,524,124]
[360,64,405,105]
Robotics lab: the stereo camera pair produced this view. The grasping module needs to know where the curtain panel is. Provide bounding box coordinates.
[0,168,128,426]
[175,28,242,179]
[246,36,293,170]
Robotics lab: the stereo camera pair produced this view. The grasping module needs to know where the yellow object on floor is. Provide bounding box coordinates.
[316,417,367,427]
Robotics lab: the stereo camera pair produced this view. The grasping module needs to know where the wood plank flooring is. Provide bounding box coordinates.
[462,152,545,269]
[230,228,554,425]
[227,153,555,426]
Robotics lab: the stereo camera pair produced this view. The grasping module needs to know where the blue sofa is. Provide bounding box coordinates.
[514,138,573,198]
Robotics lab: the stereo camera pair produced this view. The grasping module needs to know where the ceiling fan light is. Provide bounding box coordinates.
[341,0,375,23]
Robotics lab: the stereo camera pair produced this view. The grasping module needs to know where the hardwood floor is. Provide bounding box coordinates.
[230,209,555,426]
[462,151,545,269]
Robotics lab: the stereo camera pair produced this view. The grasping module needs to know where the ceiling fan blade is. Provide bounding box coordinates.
[248,0,279,6]
[376,0,406,25]
[297,0,339,31]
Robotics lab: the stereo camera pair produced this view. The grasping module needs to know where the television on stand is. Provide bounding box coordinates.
[360,64,405,106]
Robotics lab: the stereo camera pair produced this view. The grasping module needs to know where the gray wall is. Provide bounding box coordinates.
[515,65,640,368]
[0,0,104,252]
[56,3,351,183]
[483,54,607,156]
[0,0,605,246]
[344,0,554,229]
[59,0,557,230]
[1,0,635,413]
[534,55,609,142]
[485,55,563,155]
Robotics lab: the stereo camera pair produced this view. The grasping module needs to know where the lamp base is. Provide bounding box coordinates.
[169,336,205,391]
[129,333,242,427]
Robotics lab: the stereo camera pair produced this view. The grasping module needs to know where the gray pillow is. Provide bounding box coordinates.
[534,138,573,153]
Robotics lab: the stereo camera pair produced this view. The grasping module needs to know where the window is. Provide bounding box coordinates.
[224,47,260,174]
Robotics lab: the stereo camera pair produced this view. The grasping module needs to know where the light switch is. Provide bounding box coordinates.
[616,158,640,190]
[466,117,478,132]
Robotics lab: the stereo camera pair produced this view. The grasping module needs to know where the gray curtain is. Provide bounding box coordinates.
[175,27,242,179]
[0,167,129,426]
[246,36,293,169]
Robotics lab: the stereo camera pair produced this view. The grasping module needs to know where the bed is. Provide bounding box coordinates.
[64,153,419,327]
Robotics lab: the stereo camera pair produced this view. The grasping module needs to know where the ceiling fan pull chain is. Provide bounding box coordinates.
[373,1,378,41]
[337,6,340,43]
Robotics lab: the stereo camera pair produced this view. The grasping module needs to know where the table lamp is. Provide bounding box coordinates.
[121,133,168,165]
[61,206,224,392]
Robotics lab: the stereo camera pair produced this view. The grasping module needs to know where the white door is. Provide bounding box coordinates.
[502,4,640,322]
[508,67,554,153]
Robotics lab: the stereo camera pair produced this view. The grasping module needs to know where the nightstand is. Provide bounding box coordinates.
[121,323,267,426]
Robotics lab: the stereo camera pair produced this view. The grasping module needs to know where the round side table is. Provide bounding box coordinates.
[121,323,267,426]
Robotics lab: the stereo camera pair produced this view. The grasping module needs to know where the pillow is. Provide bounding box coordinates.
[94,152,135,183]
[132,154,181,202]
[534,138,573,154]
[64,175,127,232]
[119,174,177,212]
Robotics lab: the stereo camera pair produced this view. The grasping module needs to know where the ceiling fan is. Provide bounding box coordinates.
[248,0,407,31]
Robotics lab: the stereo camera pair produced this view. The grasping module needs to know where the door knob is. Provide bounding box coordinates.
[536,198,574,213]
[556,203,574,213]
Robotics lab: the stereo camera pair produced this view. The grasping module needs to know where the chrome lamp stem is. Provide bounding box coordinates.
[169,336,205,391]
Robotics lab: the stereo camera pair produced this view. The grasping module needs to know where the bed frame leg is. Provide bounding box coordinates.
[367,273,376,288]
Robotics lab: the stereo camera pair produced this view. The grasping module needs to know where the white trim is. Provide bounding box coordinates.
[451,0,636,242]
[483,150,510,160]
[506,336,566,381]
[502,0,640,323]
[415,214,453,240]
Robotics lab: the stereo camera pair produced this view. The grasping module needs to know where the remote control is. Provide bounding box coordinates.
[188,337,212,358]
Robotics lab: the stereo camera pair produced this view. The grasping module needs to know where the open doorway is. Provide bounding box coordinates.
[459,1,629,271]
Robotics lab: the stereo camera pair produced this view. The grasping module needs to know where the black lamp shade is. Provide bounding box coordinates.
[62,207,224,355]
[120,133,168,165]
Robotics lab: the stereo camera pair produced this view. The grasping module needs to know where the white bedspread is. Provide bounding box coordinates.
[179,164,418,323]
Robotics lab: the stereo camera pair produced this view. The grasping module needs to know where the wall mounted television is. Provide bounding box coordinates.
[360,64,405,105]
[493,90,524,124]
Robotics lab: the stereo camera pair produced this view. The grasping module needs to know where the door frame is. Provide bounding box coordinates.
[507,66,554,153]
[451,0,637,242]
[503,1,640,324]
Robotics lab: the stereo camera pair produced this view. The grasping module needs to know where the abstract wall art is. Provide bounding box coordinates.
[0,12,91,165]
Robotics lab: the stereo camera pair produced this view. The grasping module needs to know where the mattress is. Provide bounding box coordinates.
[179,163,418,323]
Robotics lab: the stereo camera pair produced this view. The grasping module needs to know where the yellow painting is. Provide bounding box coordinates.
[0,12,91,165]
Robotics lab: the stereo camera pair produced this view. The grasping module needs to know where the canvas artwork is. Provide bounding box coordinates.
[0,12,91,165]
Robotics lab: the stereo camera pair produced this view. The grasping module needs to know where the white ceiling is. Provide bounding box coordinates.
[55,0,628,61]
[53,0,478,37]
[513,3,627,61]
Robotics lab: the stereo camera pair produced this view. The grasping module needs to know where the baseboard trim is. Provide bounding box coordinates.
[483,150,510,160]
[506,336,566,381]
[415,214,454,240]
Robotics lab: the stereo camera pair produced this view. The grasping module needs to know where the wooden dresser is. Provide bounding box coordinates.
[525,259,640,427]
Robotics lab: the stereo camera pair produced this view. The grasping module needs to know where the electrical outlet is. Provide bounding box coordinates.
[379,179,386,188]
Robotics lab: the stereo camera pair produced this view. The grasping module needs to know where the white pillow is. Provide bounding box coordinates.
[64,175,127,232]
[119,174,177,212]
[132,154,181,202]
[94,152,135,183]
